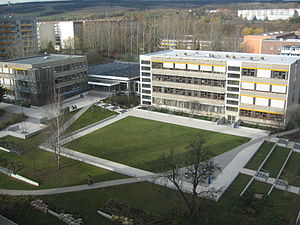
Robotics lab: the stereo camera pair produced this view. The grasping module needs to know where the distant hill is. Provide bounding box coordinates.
[0,0,298,19]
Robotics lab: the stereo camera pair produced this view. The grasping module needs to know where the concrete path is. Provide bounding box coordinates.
[0,176,153,196]
[155,137,266,201]
[130,109,269,139]
[40,145,154,178]
[62,104,91,132]
[0,215,18,225]
[240,168,300,195]
[61,112,129,145]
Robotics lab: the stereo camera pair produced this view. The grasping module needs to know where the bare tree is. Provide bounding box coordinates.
[45,89,66,170]
[24,143,39,172]
[158,135,221,225]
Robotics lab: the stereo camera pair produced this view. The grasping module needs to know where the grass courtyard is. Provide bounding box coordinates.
[66,116,249,172]
[261,146,290,177]
[280,152,300,187]
[245,141,275,170]
[65,106,118,134]
[0,135,126,190]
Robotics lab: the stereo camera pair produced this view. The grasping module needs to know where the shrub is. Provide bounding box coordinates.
[0,113,27,131]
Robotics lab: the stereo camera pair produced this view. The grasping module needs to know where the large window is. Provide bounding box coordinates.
[152,86,225,100]
[271,70,288,79]
[228,66,240,72]
[242,68,256,77]
[240,109,284,122]
[152,74,225,87]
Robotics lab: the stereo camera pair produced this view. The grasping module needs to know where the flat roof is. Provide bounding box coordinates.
[4,54,84,65]
[88,61,139,78]
[142,50,300,65]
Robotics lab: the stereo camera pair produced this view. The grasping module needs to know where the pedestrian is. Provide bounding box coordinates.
[87,175,92,186]
[90,176,94,186]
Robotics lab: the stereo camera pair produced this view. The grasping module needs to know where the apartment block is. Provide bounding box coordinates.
[160,39,211,50]
[0,15,38,60]
[37,21,83,51]
[238,9,300,21]
[0,54,88,106]
[140,50,300,127]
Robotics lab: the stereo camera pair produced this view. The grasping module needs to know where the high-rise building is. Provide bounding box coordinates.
[0,54,88,106]
[140,50,300,127]
[0,15,38,59]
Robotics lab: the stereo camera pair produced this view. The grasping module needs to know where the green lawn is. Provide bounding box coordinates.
[280,152,300,187]
[1,174,299,225]
[65,106,118,134]
[248,180,272,194]
[245,141,275,170]
[0,136,126,190]
[261,146,290,177]
[66,116,249,172]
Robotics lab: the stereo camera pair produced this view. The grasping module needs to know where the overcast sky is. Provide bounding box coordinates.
[0,0,66,5]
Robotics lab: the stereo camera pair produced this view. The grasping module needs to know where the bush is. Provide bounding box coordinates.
[104,94,140,109]
[139,106,217,122]
[0,113,27,131]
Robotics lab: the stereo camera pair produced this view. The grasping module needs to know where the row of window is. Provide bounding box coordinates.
[153,86,225,100]
[153,97,225,113]
[242,68,288,80]
[151,62,226,74]
[240,109,284,122]
[152,74,225,87]
[55,72,88,84]
[54,62,87,73]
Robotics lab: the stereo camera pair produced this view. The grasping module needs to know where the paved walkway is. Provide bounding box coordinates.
[62,104,91,132]
[0,176,153,196]
[131,109,269,139]
[40,145,154,178]
[240,168,300,195]
[155,137,266,201]
[0,215,18,225]
[61,112,129,144]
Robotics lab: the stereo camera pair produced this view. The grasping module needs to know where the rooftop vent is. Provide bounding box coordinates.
[232,55,236,59]
[260,56,265,60]
[250,56,253,60]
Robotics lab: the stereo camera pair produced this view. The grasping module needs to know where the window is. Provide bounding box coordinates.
[271,70,288,79]
[142,95,151,100]
[228,66,240,72]
[142,78,151,82]
[152,62,162,68]
[142,72,150,77]
[226,106,238,112]
[242,69,256,77]
[141,60,150,65]
[228,73,240,78]
[141,66,150,71]
[142,84,151,88]
[227,100,238,105]
[227,87,239,92]
[239,109,284,122]
[227,80,239,85]
[227,93,239,99]
[142,89,151,94]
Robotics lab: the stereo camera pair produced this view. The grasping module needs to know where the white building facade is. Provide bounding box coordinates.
[37,21,76,51]
[140,50,300,127]
[238,9,300,21]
